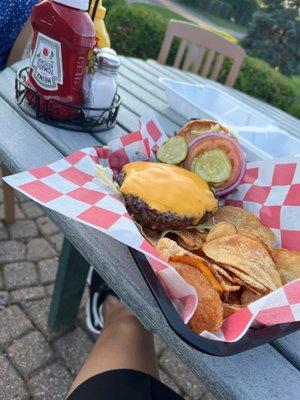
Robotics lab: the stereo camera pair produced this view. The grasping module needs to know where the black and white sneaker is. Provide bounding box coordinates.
[85,267,118,334]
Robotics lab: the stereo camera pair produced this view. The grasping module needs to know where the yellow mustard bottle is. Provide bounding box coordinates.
[91,0,111,48]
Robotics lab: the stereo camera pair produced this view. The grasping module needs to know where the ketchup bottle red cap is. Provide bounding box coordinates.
[53,0,89,11]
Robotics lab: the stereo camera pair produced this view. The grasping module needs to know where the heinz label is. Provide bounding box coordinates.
[31,33,63,91]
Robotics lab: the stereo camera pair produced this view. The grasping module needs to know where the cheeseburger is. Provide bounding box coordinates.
[118,161,218,231]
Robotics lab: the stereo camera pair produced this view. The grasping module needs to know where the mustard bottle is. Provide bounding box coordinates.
[90,0,111,48]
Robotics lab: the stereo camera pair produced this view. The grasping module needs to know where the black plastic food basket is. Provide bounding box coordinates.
[129,248,300,356]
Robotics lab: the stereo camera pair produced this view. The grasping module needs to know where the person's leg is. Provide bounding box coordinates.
[68,296,159,396]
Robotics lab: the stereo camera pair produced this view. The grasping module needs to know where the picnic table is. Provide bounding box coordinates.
[1,57,300,400]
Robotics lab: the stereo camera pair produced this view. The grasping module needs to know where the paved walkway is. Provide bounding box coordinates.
[0,168,215,399]
[128,0,246,40]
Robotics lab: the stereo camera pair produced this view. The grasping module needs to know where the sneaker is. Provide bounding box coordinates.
[85,267,118,334]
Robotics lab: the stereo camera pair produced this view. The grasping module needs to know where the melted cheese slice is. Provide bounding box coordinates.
[121,162,218,221]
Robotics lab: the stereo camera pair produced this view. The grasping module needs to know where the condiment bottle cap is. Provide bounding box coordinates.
[94,48,117,56]
[94,50,121,72]
[96,5,107,19]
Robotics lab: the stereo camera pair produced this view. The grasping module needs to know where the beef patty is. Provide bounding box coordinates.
[117,171,211,231]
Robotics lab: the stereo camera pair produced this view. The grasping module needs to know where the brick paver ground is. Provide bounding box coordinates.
[0,169,215,399]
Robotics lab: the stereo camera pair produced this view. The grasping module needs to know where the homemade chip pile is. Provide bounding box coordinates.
[155,206,296,334]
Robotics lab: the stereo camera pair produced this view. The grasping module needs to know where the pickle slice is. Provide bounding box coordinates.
[191,157,197,172]
[156,136,188,164]
[193,149,232,184]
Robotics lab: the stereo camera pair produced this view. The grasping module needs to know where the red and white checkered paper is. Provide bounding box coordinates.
[3,114,300,342]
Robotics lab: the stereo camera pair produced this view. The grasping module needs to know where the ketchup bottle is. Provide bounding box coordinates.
[27,0,96,121]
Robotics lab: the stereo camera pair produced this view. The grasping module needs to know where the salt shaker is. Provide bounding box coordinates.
[83,49,120,118]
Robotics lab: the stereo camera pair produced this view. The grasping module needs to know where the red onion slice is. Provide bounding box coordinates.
[184,132,246,197]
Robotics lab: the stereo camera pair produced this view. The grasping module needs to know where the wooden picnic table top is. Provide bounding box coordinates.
[0,57,300,400]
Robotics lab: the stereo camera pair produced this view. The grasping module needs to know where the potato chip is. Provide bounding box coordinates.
[237,229,261,243]
[209,265,241,292]
[156,238,223,293]
[175,229,203,250]
[232,277,261,295]
[177,237,194,251]
[202,234,282,292]
[263,244,275,258]
[238,230,274,260]
[224,265,268,294]
[272,248,300,284]
[213,260,264,296]
[222,303,243,319]
[209,263,236,283]
[241,288,263,305]
[222,290,242,305]
[214,275,240,292]
[171,261,223,333]
[156,237,184,258]
[206,222,237,242]
[211,206,275,246]
[194,231,208,241]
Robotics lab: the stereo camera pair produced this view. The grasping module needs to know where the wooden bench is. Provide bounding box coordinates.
[0,58,300,399]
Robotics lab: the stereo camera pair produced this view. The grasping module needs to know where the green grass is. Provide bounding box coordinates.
[291,76,300,101]
[131,3,238,44]
[194,9,247,34]
[171,0,246,34]
[132,3,190,23]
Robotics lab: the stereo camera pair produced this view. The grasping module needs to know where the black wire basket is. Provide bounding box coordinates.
[15,67,121,133]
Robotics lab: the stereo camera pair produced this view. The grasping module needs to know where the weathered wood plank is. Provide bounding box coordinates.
[118,74,186,127]
[273,331,300,370]
[120,56,167,90]
[112,105,140,133]
[120,61,166,99]
[1,68,101,155]
[131,56,196,84]
[117,86,180,134]
[0,98,62,170]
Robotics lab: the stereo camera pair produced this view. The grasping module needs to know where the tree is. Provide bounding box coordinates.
[222,0,259,25]
[242,0,300,76]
